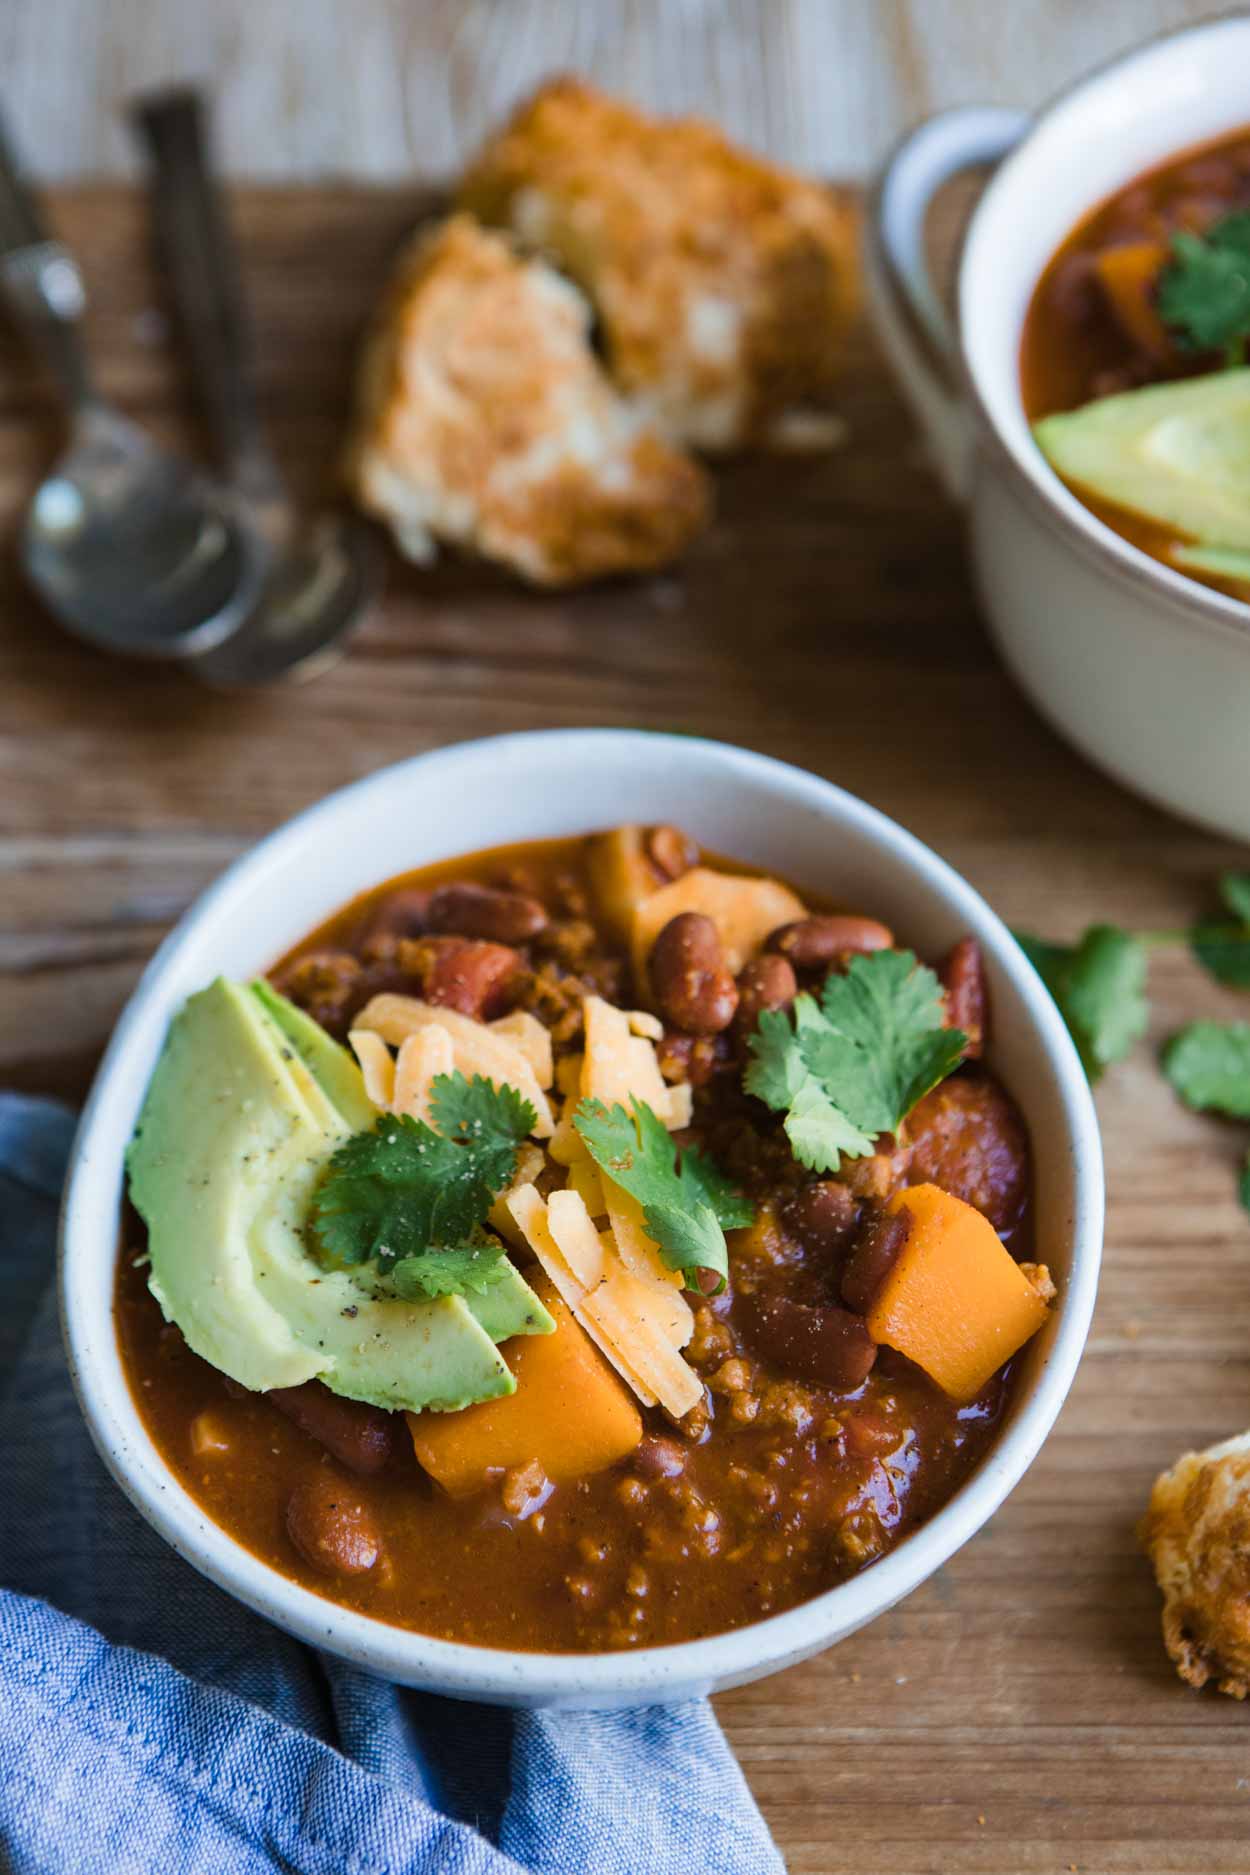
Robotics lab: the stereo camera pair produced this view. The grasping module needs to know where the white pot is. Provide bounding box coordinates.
[59,730,1103,1707]
[864,18,1250,842]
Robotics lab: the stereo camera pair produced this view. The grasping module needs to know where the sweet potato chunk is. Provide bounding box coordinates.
[866,1184,1049,1403]
[406,1272,642,1497]
[1092,240,1170,360]
[585,826,665,945]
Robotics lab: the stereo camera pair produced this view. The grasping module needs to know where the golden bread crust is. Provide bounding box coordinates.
[1140,1431,1250,1698]
[459,76,858,451]
[345,213,710,586]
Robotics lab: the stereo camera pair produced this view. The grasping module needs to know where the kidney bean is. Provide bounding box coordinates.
[419,936,521,1018]
[649,913,739,1035]
[656,1030,729,1088]
[939,935,986,1059]
[765,915,894,970]
[783,1180,859,1252]
[268,1380,397,1477]
[632,1435,688,1479]
[743,1294,877,1391]
[426,882,548,944]
[646,824,699,881]
[840,1205,911,1314]
[734,954,796,1035]
[286,1471,382,1577]
[360,888,431,946]
[842,1410,903,1459]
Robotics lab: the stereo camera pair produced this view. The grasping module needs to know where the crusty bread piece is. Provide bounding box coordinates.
[1140,1430,1250,1697]
[459,76,858,452]
[345,214,710,587]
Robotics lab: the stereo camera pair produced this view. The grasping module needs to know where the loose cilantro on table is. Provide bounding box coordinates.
[1157,212,1250,365]
[1018,873,1250,1218]
[1190,871,1250,988]
[310,1072,535,1298]
[744,949,966,1174]
[1163,1021,1250,1120]
[573,1095,753,1294]
[1163,1021,1250,1217]
[1015,925,1148,1081]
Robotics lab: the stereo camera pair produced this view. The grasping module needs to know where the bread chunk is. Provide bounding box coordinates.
[460,76,858,451]
[1141,1431,1250,1697]
[346,214,709,586]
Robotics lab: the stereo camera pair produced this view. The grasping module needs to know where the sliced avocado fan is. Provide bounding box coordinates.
[1033,368,1250,551]
[126,979,552,1414]
[1171,541,1250,584]
[251,980,553,1348]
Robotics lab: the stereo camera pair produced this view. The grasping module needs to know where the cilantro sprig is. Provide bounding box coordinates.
[311,1071,535,1300]
[1016,871,1250,1082]
[1158,212,1250,366]
[1018,871,1250,1218]
[1163,1023,1250,1211]
[573,1096,753,1294]
[744,949,966,1174]
[1015,926,1148,1080]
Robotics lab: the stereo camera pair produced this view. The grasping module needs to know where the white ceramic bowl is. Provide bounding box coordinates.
[59,730,1103,1708]
[865,16,1250,843]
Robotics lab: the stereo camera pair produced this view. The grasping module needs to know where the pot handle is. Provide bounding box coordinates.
[865,106,1029,502]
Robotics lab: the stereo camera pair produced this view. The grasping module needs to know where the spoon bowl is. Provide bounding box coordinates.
[190,510,380,687]
[21,400,262,658]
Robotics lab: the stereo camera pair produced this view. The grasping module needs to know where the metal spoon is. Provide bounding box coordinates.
[131,88,378,687]
[0,114,263,658]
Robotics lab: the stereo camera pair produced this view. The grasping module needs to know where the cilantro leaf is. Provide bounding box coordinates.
[783,1077,875,1172]
[429,1072,536,1189]
[391,1241,507,1300]
[1190,921,1250,989]
[744,950,965,1171]
[742,1006,810,1111]
[1158,213,1250,363]
[632,1098,753,1232]
[1015,924,1148,1080]
[310,1072,534,1285]
[1187,873,1250,987]
[1163,1021,1250,1119]
[814,949,964,1128]
[1062,926,1149,1071]
[573,1096,752,1292]
[1013,933,1071,1004]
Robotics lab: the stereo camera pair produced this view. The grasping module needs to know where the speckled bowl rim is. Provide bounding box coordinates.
[58,730,1104,1706]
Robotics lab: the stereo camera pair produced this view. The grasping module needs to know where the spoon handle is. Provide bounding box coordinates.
[130,87,283,509]
[0,111,94,408]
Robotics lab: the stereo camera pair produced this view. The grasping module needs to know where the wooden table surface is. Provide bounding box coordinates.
[0,0,1219,182]
[5,188,1250,1875]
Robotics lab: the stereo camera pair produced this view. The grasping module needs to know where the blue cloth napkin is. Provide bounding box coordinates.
[0,1092,784,1875]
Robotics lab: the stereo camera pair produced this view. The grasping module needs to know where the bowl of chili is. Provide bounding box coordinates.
[59,730,1103,1706]
[866,15,1250,843]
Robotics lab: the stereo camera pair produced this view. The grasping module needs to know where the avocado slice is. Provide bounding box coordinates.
[250,979,377,1132]
[1033,368,1250,549]
[247,978,554,1346]
[127,980,526,1411]
[1172,541,1250,584]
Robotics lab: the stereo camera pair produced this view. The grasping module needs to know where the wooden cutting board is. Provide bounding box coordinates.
[4,187,1250,1875]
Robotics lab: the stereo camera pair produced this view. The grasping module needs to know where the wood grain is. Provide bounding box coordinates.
[5,186,1250,1874]
[0,0,1220,182]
